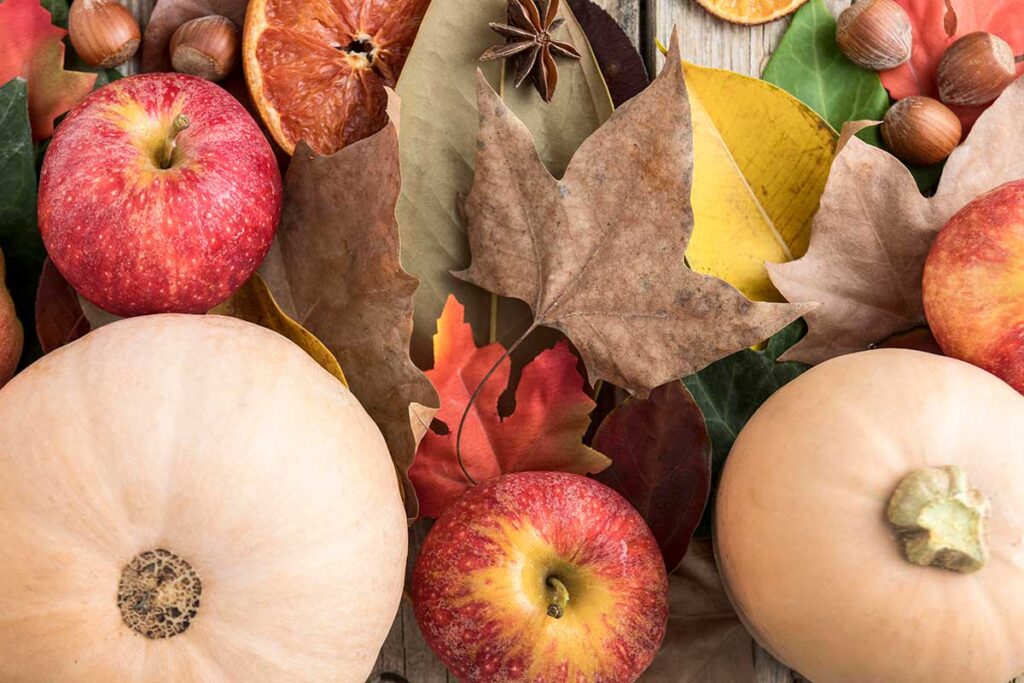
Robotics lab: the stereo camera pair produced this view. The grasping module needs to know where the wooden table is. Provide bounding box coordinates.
[110,0,835,680]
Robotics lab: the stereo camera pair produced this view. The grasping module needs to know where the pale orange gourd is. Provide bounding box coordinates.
[716,349,1024,683]
[0,314,407,682]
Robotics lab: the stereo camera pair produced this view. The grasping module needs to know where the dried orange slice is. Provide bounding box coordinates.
[694,0,808,24]
[243,0,429,155]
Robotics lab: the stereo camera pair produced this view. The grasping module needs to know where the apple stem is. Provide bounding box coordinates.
[546,577,569,619]
[160,114,191,169]
[454,322,539,486]
[1016,53,1024,64]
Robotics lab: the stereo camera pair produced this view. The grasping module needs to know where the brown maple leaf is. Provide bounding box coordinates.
[768,76,1024,364]
[455,32,812,397]
[265,91,439,519]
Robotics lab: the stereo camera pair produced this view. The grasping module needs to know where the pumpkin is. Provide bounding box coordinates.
[715,349,1024,683]
[0,314,407,681]
[0,248,22,387]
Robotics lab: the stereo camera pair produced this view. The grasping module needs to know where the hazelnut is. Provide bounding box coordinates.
[881,97,962,166]
[836,0,913,71]
[170,16,239,82]
[937,32,1017,106]
[68,0,140,68]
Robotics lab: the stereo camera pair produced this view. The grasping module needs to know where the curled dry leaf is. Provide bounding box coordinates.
[640,539,756,683]
[456,33,812,397]
[564,0,649,107]
[409,295,609,520]
[141,0,247,73]
[34,258,89,353]
[395,0,613,366]
[768,76,1024,364]
[880,0,1024,129]
[211,274,346,386]
[593,381,711,571]
[0,0,97,139]
[263,91,439,519]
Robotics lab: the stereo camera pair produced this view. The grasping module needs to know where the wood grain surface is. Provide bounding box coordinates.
[110,0,979,681]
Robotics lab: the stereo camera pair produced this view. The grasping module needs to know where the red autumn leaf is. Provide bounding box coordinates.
[594,382,712,572]
[409,295,610,519]
[34,258,89,353]
[881,0,1024,128]
[0,0,97,139]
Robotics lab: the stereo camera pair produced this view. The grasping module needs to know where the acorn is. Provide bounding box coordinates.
[169,16,239,82]
[881,97,962,166]
[836,0,913,71]
[68,0,140,68]
[937,32,1017,106]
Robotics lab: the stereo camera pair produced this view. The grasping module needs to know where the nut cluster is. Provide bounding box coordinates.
[67,1,240,81]
[836,0,1021,165]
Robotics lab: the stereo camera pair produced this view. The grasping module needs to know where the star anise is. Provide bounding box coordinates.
[480,0,582,102]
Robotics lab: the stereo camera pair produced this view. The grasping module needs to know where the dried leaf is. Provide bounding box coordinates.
[34,258,88,353]
[456,34,812,397]
[263,92,439,519]
[593,381,711,571]
[141,0,247,73]
[565,0,648,107]
[880,0,1024,129]
[0,0,97,139]
[211,274,347,386]
[409,295,609,519]
[768,77,1024,363]
[641,539,756,683]
[395,0,613,365]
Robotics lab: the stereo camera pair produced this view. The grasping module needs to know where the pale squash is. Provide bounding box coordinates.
[0,314,407,682]
[716,349,1024,683]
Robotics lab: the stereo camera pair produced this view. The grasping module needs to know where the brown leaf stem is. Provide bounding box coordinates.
[455,321,539,485]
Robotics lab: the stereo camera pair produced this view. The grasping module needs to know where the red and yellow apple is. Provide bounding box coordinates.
[38,73,281,316]
[923,179,1024,393]
[0,249,22,387]
[413,471,668,682]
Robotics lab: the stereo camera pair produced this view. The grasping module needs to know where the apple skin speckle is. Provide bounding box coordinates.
[412,471,668,683]
[38,73,282,317]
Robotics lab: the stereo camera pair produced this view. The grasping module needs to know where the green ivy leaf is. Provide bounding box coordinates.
[0,78,45,361]
[762,0,942,193]
[683,321,809,534]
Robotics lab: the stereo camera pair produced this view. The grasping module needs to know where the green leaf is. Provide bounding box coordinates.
[683,321,809,534]
[762,0,941,193]
[762,0,890,136]
[41,0,68,28]
[0,78,45,362]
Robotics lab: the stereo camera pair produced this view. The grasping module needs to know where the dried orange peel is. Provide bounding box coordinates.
[694,0,809,25]
[242,0,429,155]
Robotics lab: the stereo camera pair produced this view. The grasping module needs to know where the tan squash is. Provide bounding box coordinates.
[0,248,23,386]
[716,349,1024,683]
[0,314,407,682]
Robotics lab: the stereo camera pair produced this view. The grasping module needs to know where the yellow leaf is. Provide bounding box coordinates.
[683,63,837,302]
[212,274,348,387]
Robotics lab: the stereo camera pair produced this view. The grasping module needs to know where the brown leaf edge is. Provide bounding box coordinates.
[211,274,348,387]
[594,381,712,571]
[270,90,439,520]
[35,258,90,354]
[641,539,756,682]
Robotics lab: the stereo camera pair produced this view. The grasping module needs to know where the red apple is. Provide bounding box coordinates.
[413,471,668,682]
[0,250,22,387]
[38,73,281,316]
[923,179,1024,393]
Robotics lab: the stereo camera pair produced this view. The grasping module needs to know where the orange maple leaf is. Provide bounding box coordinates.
[0,0,97,139]
[409,295,610,519]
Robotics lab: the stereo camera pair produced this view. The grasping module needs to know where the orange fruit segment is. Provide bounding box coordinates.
[243,0,430,155]
[695,0,808,24]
